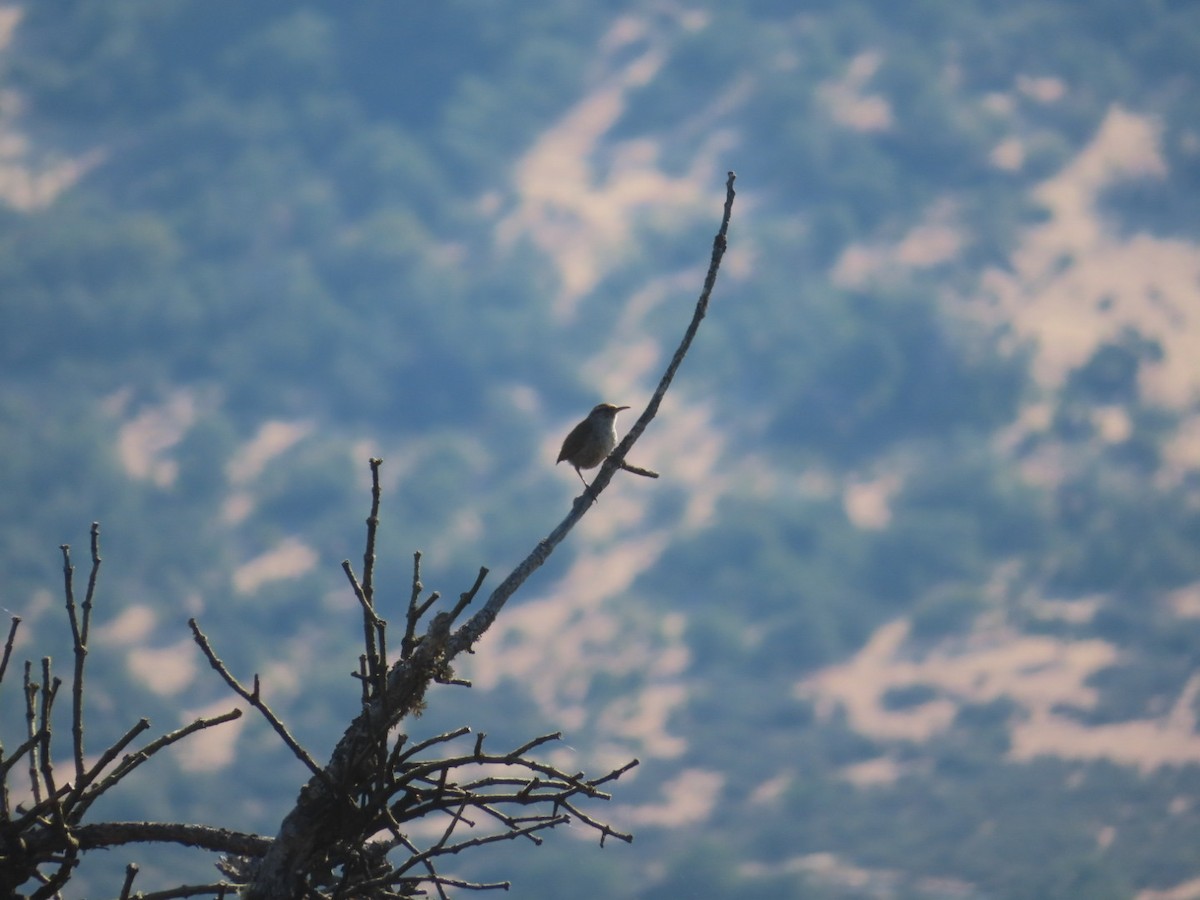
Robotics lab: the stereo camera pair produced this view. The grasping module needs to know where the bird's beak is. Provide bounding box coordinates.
[616,405,630,411]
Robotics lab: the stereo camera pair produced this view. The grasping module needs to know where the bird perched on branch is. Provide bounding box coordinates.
[557,403,630,487]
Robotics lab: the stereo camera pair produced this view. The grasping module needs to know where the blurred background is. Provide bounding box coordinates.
[2,2,1200,897]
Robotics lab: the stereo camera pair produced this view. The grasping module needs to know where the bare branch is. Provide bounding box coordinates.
[1,536,263,895]
[0,728,44,781]
[392,814,568,879]
[403,551,440,660]
[118,863,139,900]
[361,458,384,687]
[415,873,512,892]
[0,615,19,687]
[558,798,635,846]
[70,524,101,788]
[449,566,488,621]
[60,544,81,652]
[188,619,325,780]
[341,559,385,700]
[44,717,151,825]
[68,821,270,855]
[361,458,383,610]
[24,660,42,806]
[506,731,562,759]
[118,882,241,900]
[73,710,240,819]
[344,460,388,699]
[342,560,381,631]
[82,523,101,646]
[38,658,62,811]
[394,726,472,768]
[619,460,660,478]
[442,172,737,660]
[587,756,641,788]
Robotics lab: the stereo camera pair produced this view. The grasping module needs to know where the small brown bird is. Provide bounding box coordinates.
[557,403,630,487]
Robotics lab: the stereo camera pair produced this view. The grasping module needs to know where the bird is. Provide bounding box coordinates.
[557,403,630,488]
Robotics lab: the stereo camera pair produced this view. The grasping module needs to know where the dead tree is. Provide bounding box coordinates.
[0,173,736,898]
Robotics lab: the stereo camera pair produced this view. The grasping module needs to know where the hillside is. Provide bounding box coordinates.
[2,2,1199,897]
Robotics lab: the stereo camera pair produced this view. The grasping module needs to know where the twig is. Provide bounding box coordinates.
[607,170,736,486]
[358,862,512,895]
[120,882,242,900]
[393,726,473,768]
[505,732,561,759]
[73,524,101,788]
[342,562,385,697]
[391,815,568,879]
[4,717,152,833]
[24,660,42,806]
[588,756,640,788]
[82,522,101,642]
[415,874,511,892]
[344,461,388,699]
[619,460,659,478]
[0,615,20,686]
[0,614,20,816]
[31,850,78,900]
[342,562,381,632]
[118,863,139,900]
[188,619,325,781]
[361,459,382,611]
[58,543,85,787]
[60,544,81,655]
[375,616,389,705]
[448,567,488,621]
[0,728,44,780]
[362,461,386,685]
[402,552,439,660]
[558,798,634,846]
[73,711,240,820]
[38,658,62,811]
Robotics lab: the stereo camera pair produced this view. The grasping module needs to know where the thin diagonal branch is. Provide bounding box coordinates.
[391,814,569,880]
[448,567,488,621]
[118,863,139,900]
[8,717,149,834]
[394,726,472,768]
[72,710,241,820]
[443,171,737,660]
[81,523,101,648]
[188,619,325,780]
[0,615,20,687]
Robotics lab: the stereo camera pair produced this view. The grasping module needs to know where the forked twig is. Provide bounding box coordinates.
[188,619,326,781]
